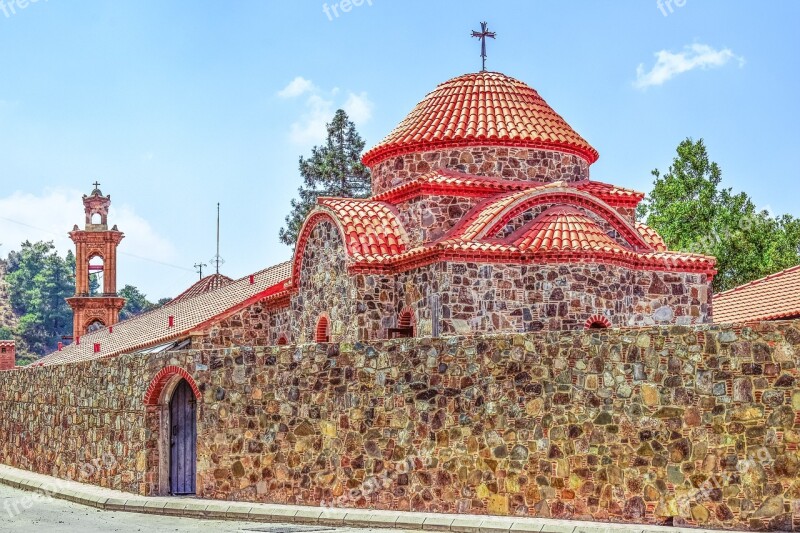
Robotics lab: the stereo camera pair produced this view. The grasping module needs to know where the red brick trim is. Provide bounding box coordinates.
[398,307,416,328]
[584,315,612,329]
[143,366,201,406]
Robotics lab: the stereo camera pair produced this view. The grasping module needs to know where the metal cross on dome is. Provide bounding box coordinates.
[471,21,496,72]
[92,181,101,190]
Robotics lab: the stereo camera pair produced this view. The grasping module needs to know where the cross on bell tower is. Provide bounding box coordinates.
[66,183,126,339]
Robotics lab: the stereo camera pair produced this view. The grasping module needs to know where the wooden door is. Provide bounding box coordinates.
[169,379,196,495]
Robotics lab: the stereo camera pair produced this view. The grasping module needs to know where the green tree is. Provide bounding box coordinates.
[119,284,155,320]
[0,325,13,340]
[639,138,800,292]
[279,109,371,246]
[5,241,74,354]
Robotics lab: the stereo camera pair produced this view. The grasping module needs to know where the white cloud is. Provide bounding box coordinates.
[634,44,745,89]
[0,188,178,297]
[277,76,316,99]
[343,91,374,125]
[278,78,374,146]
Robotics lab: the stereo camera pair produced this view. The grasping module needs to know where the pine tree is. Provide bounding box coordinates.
[5,241,74,354]
[279,109,371,246]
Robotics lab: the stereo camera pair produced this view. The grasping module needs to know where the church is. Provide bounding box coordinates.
[40,69,716,366]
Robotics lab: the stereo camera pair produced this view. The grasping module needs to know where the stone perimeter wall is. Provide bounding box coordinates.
[1,321,800,531]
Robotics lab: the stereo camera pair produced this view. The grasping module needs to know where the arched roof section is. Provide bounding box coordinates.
[452,186,652,251]
[291,199,409,286]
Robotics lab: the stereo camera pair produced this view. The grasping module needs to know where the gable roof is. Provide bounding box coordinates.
[169,273,233,305]
[37,262,291,366]
[713,264,800,324]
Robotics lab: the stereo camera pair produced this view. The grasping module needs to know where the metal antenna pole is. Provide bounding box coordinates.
[216,203,220,274]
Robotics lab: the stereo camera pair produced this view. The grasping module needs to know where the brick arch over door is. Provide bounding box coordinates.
[143,366,201,406]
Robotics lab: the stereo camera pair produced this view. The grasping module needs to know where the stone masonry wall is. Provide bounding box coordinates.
[435,263,711,334]
[196,259,710,351]
[292,220,360,343]
[371,147,590,196]
[0,321,799,531]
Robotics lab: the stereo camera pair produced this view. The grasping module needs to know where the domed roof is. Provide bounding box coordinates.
[362,71,599,167]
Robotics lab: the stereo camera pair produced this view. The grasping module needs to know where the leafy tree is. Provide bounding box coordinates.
[639,138,800,292]
[5,241,74,354]
[0,325,13,340]
[119,284,155,320]
[279,109,371,246]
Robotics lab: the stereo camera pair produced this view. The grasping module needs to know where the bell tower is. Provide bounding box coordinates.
[66,183,126,339]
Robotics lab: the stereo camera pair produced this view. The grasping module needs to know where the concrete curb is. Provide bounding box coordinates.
[0,464,735,533]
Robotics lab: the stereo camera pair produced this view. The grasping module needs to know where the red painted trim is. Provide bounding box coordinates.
[347,246,717,278]
[143,365,201,406]
[363,139,599,168]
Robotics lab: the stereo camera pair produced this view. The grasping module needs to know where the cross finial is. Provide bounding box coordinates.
[471,21,496,72]
[92,181,101,190]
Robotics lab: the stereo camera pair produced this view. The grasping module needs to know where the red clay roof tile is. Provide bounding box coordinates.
[362,72,599,167]
[37,262,291,366]
[713,264,800,324]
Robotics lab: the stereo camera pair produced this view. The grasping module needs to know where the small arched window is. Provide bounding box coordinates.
[315,316,330,343]
[584,314,611,330]
[390,308,416,339]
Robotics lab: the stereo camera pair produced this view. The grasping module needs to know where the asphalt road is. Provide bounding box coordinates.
[0,484,415,533]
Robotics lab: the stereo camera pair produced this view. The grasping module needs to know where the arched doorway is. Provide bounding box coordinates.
[168,379,196,495]
[143,366,201,496]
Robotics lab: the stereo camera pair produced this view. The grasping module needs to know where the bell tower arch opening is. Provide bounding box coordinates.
[66,183,126,340]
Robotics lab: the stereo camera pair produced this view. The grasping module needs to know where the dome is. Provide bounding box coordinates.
[362,71,599,167]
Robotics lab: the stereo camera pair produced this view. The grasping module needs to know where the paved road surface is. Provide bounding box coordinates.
[0,484,417,533]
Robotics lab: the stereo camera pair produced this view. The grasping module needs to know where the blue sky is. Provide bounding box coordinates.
[1,0,798,300]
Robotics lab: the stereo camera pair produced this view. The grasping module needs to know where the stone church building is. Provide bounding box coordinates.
[42,69,717,366]
[8,70,799,533]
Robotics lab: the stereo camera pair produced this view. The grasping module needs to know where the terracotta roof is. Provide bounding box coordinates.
[635,222,668,252]
[169,273,233,305]
[508,206,628,253]
[713,264,800,324]
[362,71,599,167]
[315,198,408,260]
[36,262,291,366]
[574,180,644,208]
[372,169,643,209]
